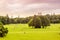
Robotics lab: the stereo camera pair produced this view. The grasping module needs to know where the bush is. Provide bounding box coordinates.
[0,22,8,37]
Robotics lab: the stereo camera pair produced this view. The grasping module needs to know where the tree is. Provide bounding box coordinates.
[28,15,42,28]
[6,14,10,24]
[16,16,20,23]
[0,22,8,37]
[0,16,7,25]
[45,14,51,20]
[40,16,50,28]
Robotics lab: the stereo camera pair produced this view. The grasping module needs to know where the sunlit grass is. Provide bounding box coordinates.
[0,24,60,40]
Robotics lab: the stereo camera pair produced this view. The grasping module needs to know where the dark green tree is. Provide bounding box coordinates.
[28,15,42,28]
[0,22,8,37]
[6,14,10,24]
[40,16,50,28]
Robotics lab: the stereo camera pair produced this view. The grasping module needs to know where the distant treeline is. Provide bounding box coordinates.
[0,14,60,25]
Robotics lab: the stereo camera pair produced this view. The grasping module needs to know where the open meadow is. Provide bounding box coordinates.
[0,24,60,40]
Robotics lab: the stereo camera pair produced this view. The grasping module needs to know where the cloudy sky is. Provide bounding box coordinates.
[0,0,60,17]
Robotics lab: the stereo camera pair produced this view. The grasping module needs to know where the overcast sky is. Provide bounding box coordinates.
[0,0,60,17]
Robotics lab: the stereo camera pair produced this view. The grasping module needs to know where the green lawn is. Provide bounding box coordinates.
[0,24,60,40]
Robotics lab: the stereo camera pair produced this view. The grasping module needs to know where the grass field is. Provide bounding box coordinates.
[0,24,60,40]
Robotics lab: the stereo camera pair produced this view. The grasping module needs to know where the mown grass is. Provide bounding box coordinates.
[0,24,60,40]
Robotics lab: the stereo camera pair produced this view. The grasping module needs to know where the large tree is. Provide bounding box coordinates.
[28,15,42,28]
[40,15,50,28]
[6,14,10,24]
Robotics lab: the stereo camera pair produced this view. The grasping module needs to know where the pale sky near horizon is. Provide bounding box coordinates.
[0,0,60,17]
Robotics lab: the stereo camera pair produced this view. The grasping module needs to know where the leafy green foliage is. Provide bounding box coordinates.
[0,14,60,25]
[46,14,60,23]
[28,15,42,28]
[0,22,8,37]
[40,16,50,28]
[28,15,50,28]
